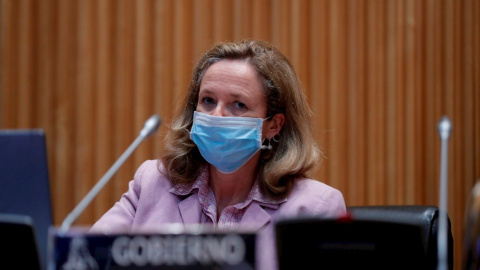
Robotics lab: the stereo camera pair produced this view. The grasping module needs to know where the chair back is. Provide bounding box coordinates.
[347,205,454,269]
[0,130,53,270]
[275,205,453,270]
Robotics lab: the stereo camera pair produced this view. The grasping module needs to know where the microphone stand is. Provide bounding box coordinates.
[59,115,161,233]
[437,116,452,270]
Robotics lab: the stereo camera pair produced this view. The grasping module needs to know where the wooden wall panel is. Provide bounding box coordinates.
[1,0,479,268]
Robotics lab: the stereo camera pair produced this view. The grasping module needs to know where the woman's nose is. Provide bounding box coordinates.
[211,105,225,117]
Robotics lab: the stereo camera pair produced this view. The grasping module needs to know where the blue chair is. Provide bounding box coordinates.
[0,130,53,270]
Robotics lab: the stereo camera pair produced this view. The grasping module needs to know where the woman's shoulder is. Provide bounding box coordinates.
[279,177,346,217]
[290,177,342,196]
[132,159,172,188]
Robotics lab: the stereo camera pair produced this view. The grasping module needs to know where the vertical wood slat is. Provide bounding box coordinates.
[173,0,193,106]
[346,0,359,204]
[0,1,479,268]
[463,0,475,198]
[407,0,423,205]
[366,1,386,205]
[290,0,309,93]
[378,1,388,204]
[75,0,97,225]
[134,0,155,168]
[400,0,411,204]
[414,0,428,205]
[213,0,234,42]
[94,0,114,218]
[385,0,397,204]
[425,0,441,206]
[308,0,329,188]
[252,0,271,41]
[113,0,135,201]
[193,0,213,58]
[346,0,368,205]
[447,2,462,263]
[18,0,33,127]
[233,0,253,41]
[2,1,18,127]
[475,0,480,187]
[0,0,10,127]
[154,0,174,156]
[327,0,348,193]
[53,0,78,224]
[271,0,291,55]
[404,0,415,204]
[37,0,54,150]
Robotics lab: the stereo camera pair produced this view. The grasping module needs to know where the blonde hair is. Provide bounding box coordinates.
[161,40,320,199]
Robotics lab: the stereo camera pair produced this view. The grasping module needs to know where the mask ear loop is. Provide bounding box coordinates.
[261,138,273,150]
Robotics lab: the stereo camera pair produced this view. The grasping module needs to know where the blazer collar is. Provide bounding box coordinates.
[239,202,272,231]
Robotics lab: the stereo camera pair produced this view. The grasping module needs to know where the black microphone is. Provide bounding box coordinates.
[60,114,161,233]
[437,116,452,270]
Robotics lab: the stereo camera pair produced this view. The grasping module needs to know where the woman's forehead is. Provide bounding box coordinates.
[199,60,264,97]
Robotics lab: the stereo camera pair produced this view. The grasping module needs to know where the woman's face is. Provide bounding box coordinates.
[196,59,268,119]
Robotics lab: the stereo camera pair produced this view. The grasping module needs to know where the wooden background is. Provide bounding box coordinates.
[1,0,479,268]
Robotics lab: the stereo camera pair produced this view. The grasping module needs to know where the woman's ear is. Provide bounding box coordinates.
[265,113,285,139]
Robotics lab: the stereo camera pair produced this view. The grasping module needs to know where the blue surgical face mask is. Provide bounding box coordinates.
[190,111,270,174]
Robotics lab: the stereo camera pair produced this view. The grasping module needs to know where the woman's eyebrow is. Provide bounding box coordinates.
[199,88,214,95]
[200,88,252,100]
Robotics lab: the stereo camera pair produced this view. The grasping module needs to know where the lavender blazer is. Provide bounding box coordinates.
[90,160,346,270]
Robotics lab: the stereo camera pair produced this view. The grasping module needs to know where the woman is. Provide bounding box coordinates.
[90,40,346,269]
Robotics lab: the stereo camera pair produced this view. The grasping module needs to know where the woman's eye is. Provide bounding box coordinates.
[233,101,247,110]
[202,97,215,105]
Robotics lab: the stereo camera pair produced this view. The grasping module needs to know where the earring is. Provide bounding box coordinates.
[272,134,280,143]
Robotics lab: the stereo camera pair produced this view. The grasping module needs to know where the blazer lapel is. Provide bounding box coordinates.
[240,202,272,230]
[178,193,202,224]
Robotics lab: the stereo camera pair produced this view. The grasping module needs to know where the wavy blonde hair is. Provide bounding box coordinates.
[161,40,320,199]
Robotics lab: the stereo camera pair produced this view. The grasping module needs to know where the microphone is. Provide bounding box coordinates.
[437,116,452,270]
[60,114,161,233]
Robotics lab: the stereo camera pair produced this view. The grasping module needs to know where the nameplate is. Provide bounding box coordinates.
[49,227,256,269]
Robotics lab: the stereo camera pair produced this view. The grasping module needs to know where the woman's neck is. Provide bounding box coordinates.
[208,155,260,216]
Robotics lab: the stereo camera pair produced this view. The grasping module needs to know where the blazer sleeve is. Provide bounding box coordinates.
[319,187,346,217]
